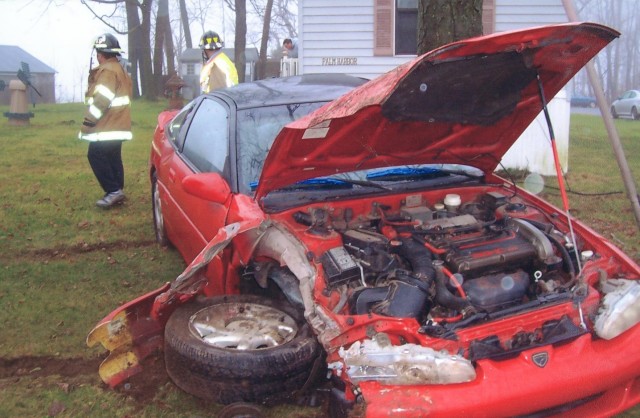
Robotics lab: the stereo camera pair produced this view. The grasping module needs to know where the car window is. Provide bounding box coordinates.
[182,98,230,175]
[167,105,193,149]
[236,102,328,194]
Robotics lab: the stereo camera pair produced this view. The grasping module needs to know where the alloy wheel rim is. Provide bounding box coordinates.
[189,302,298,350]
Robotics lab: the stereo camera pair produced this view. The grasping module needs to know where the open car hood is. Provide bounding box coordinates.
[255,23,618,201]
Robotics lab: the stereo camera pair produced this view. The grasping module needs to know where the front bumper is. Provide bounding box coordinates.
[348,326,640,417]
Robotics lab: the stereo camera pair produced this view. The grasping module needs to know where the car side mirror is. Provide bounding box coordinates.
[182,172,231,204]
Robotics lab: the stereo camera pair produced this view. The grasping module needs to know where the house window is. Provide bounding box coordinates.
[395,0,418,55]
[186,63,195,76]
[374,0,495,57]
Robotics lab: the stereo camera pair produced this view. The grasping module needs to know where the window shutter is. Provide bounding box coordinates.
[374,0,393,56]
[482,0,496,35]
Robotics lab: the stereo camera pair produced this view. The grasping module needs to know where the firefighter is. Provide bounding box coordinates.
[78,33,132,208]
[199,30,238,93]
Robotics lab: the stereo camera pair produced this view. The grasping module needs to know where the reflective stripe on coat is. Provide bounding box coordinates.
[78,57,133,142]
[200,51,239,93]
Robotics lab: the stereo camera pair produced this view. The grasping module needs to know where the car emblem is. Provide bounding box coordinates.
[532,352,549,368]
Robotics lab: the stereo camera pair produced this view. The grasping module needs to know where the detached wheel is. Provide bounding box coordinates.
[151,173,169,246]
[164,294,320,404]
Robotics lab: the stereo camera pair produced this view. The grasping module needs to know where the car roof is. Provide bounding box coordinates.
[208,74,368,109]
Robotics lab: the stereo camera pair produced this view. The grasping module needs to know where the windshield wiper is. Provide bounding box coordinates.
[274,177,391,192]
[366,167,483,181]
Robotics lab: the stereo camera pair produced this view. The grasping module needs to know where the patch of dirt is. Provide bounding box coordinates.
[0,353,170,408]
[114,353,170,404]
[6,239,158,262]
[0,355,101,379]
[0,354,332,415]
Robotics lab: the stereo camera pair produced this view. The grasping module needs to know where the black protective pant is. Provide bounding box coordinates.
[87,140,124,194]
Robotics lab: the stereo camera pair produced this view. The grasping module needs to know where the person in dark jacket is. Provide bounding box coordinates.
[78,33,132,208]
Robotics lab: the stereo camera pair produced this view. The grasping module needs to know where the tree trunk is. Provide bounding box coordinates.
[165,23,176,76]
[234,0,247,83]
[139,0,157,99]
[257,0,274,80]
[417,0,483,55]
[179,0,193,48]
[125,0,141,98]
[153,0,167,86]
[154,0,176,93]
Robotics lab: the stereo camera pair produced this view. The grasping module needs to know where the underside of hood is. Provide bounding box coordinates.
[255,23,618,202]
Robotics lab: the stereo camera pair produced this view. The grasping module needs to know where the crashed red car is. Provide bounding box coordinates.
[88,23,640,417]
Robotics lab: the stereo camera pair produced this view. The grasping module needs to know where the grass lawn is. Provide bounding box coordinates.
[0,101,638,417]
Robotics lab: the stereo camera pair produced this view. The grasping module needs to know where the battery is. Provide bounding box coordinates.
[320,246,361,288]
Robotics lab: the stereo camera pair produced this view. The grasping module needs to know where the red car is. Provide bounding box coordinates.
[88,23,640,417]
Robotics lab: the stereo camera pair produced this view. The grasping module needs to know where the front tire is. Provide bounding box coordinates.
[611,106,619,119]
[632,107,639,120]
[164,295,320,404]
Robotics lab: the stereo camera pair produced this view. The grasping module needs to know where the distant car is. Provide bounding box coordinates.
[570,95,597,108]
[611,89,640,119]
[88,23,640,417]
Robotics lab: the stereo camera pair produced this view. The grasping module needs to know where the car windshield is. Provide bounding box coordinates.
[236,102,329,194]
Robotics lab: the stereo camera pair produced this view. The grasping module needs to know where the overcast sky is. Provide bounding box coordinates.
[0,1,126,102]
[0,1,225,103]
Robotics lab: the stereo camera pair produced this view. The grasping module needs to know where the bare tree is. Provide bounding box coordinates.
[154,0,176,84]
[250,0,274,79]
[234,0,247,83]
[179,0,193,48]
[417,0,483,54]
[571,0,640,102]
[272,0,297,40]
[81,0,157,99]
[223,0,248,82]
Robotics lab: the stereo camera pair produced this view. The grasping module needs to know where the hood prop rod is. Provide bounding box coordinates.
[535,72,583,276]
[536,72,587,329]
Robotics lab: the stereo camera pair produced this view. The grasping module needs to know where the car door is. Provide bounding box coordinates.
[627,91,639,115]
[160,97,234,263]
[619,91,634,115]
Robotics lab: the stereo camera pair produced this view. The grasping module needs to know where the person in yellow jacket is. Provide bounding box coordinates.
[199,30,238,93]
[78,33,133,208]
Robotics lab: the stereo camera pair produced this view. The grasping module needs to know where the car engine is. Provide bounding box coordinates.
[305,191,580,327]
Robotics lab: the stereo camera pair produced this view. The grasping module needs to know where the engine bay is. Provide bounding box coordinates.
[269,188,595,358]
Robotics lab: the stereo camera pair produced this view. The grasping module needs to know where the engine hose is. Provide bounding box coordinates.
[397,236,436,280]
[544,231,577,285]
[332,285,349,314]
[433,261,474,313]
[392,270,432,293]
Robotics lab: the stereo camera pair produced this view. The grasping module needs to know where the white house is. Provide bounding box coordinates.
[296,0,574,175]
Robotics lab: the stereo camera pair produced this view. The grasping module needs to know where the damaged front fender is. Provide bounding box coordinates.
[86,220,264,387]
[86,284,170,387]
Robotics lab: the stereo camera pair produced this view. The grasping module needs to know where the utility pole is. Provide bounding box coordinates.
[562,0,640,230]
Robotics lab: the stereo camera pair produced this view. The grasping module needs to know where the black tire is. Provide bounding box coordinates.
[164,294,320,404]
[218,403,265,418]
[611,106,619,119]
[151,172,170,246]
[632,107,639,120]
